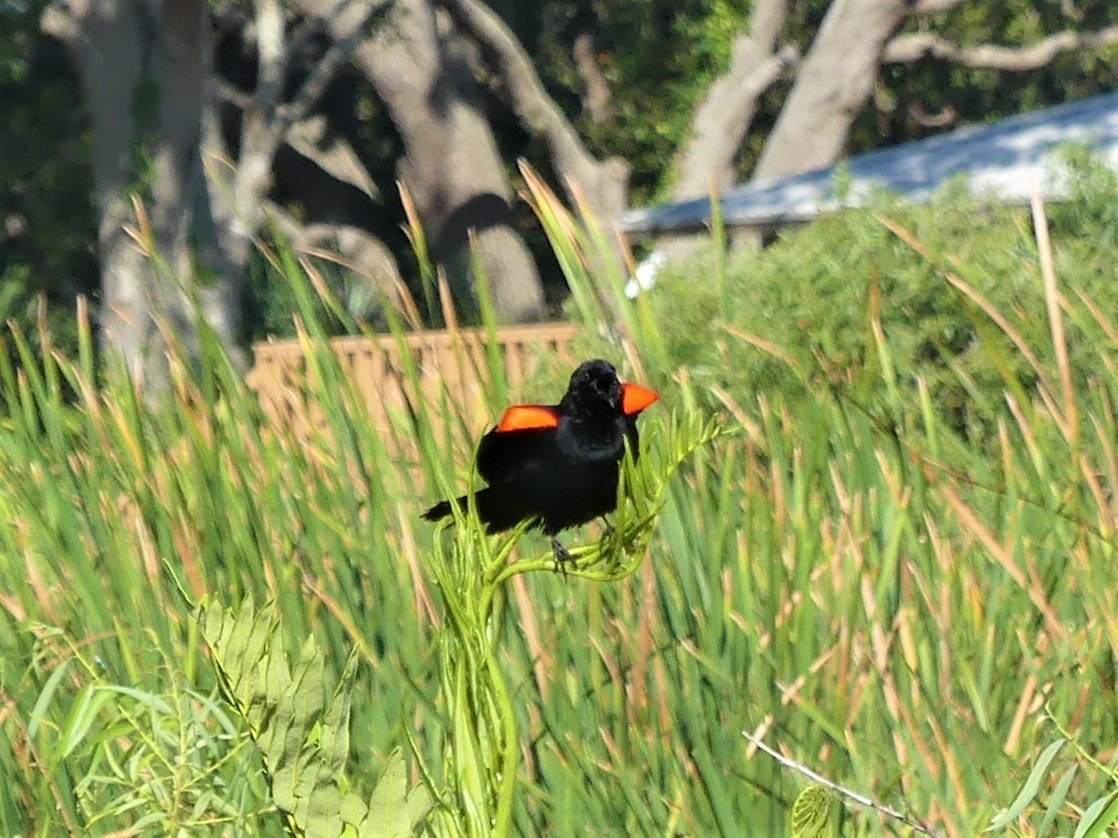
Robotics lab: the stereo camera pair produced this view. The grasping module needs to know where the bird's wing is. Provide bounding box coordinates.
[494,404,560,432]
[476,421,561,485]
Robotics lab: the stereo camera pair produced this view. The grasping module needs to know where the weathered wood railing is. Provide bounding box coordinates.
[246,323,581,443]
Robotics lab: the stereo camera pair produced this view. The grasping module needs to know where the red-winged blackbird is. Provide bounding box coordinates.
[423,359,659,551]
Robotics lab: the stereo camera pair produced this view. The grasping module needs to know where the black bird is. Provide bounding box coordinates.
[423,359,659,555]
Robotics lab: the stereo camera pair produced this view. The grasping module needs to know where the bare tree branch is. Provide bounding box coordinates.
[440,0,580,159]
[216,81,378,199]
[276,0,388,133]
[670,0,795,199]
[753,0,912,181]
[286,116,378,199]
[253,0,285,121]
[220,0,379,253]
[437,0,630,223]
[884,25,1118,70]
[572,33,611,124]
[265,200,402,283]
[216,80,255,111]
[744,731,946,838]
[670,42,797,198]
[296,0,546,321]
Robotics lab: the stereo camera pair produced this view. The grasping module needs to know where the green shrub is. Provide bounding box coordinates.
[647,153,1118,439]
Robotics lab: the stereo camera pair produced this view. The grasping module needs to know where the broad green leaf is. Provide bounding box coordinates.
[197,597,430,837]
[364,748,432,838]
[1037,764,1078,836]
[28,659,71,739]
[1073,789,1118,838]
[54,684,115,765]
[986,738,1067,831]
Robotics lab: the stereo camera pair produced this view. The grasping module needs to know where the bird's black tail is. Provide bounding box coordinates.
[422,496,464,522]
[422,490,494,524]
[422,487,531,534]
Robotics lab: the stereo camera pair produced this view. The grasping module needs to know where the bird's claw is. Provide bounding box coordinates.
[551,538,573,575]
[598,517,616,543]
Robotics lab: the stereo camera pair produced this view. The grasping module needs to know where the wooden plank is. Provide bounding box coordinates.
[247,323,581,443]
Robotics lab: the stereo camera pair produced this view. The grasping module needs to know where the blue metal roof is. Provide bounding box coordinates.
[620,91,1118,235]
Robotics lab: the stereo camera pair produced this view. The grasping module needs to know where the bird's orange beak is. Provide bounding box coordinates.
[621,381,659,415]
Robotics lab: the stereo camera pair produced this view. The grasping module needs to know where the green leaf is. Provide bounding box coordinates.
[986,738,1067,831]
[54,684,115,765]
[1037,764,1077,836]
[197,597,430,837]
[790,785,840,838]
[363,748,432,838]
[28,659,71,739]
[1073,789,1118,838]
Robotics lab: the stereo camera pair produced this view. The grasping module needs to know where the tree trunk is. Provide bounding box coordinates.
[438,0,632,251]
[298,0,546,323]
[670,0,793,200]
[43,0,243,386]
[752,0,911,181]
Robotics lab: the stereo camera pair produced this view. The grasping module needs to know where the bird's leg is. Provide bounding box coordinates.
[598,516,616,541]
[550,538,572,575]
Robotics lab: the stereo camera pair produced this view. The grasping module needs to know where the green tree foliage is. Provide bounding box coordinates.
[6,0,1118,340]
[501,0,1118,200]
[873,1,1118,151]
[499,0,753,200]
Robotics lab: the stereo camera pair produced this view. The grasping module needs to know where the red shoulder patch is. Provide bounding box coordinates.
[621,382,659,415]
[495,405,560,432]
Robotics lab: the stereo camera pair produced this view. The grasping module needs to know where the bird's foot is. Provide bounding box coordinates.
[598,516,616,542]
[550,538,573,575]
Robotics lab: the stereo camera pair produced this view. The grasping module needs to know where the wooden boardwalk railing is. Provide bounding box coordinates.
[246,322,581,442]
